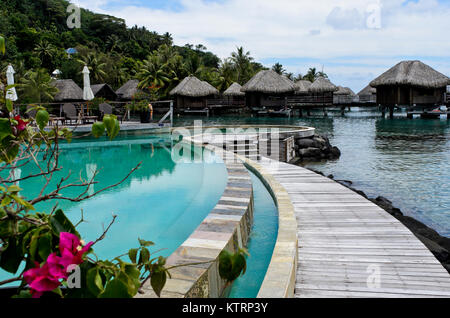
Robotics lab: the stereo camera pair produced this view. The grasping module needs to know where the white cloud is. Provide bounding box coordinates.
[71,0,450,92]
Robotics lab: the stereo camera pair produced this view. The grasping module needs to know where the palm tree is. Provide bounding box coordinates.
[76,53,107,83]
[19,69,58,104]
[230,47,254,84]
[212,59,237,91]
[137,55,171,93]
[303,67,328,82]
[272,63,286,75]
[34,40,57,69]
[185,53,204,78]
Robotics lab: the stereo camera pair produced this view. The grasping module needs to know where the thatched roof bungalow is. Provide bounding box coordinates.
[370,60,450,106]
[52,79,83,102]
[91,84,117,101]
[294,80,312,95]
[224,82,245,97]
[241,70,296,108]
[116,80,142,101]
[334,86,356,105]
[357,85,377,104]
[169,76,219,109]
[220,82,245,108]
[305,77,338,106]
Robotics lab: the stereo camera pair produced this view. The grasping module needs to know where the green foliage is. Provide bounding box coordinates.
[218,249,248,283]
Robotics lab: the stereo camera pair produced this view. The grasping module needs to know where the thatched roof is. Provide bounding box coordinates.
[52,79,83,101]
[370,60,450,89]
[223,82,245,96]
[294,80,312,94]
[169,76,218,97]
[241,70,296,94]
[358,85,376,96]
[335,86,355,96]
[309,77,338,93]
[116,80,140,100]
[91,84,115,95]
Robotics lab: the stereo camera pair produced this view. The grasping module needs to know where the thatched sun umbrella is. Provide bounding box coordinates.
[370,60,450,88]
[223,82,245,96]
[294,80,312,95]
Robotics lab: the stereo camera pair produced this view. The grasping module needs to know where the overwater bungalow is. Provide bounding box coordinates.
[91,84,118,101]
[357,85,377,104]
[116,79,142,101]
[170,75,219,111]
[294,80,312,96]
[223,82,245,107]
[333,86,356,105]
[241,70,296,110]
[308,76,338,105]
[370,60,450,108]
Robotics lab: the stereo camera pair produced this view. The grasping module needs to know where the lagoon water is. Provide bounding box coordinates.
[175,109,450,237]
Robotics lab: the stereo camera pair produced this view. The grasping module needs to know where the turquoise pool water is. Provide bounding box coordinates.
[0,134,228,285]
[228,171,278,298]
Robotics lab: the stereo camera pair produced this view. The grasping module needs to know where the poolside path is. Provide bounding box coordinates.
[257,157,450,298]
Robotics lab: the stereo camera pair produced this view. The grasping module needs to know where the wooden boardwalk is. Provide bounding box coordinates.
[257,157,450,298]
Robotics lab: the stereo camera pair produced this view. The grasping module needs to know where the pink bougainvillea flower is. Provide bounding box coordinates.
[58,232,93,270]
[23,262,61,298]
[46,253,67,280]
[13,115,28,132]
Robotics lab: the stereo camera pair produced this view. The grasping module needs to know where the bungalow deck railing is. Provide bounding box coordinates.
[358,95,377,104]
[206,99,245,108]
[333,95,355,105]
[286,95,333,107]
[445,93,450,104]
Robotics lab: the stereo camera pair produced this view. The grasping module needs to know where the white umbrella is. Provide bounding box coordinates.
[6,64,18,102]
[82,65,94,101]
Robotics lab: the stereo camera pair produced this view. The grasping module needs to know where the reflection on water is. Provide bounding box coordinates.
[175,110,450,237]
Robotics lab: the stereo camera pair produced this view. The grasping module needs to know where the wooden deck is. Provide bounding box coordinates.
[257,157,450,298]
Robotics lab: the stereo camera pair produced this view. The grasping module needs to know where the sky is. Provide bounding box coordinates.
[71,0,450,93]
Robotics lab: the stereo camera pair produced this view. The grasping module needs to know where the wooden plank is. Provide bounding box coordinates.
[256,156,450,298]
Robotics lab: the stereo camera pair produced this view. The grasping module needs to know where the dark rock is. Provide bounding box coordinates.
[299,147,322,158]
[330,146,341,158]
[327,174,334,179]
[296,138,315,149]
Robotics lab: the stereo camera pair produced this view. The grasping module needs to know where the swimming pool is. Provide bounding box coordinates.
[0,134,228,285]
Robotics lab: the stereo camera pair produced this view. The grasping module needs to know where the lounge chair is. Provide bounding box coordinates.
[99,102,126,123]
[62,103,80,125]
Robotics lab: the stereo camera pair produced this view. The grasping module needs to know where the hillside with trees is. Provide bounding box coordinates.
[0,0,324,103]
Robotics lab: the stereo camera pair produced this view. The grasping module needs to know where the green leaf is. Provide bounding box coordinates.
[0,238,24,274]
[12,290,32,298]
[138,248,150,264]
[0,36,5,55]
[0,219,14,238]
[91,122,105,138]
[35,110,49,131]
[128,248,138,263]
[38,232,52,260]
[138,238,154,247]
[49,209,79,236]
[0,118,13,142]
[99,278,131,298]
[218,249,247,283]
[5,99,13,113]
[150,269,167,297]
[86,268,104,296]
[103,115,120,140]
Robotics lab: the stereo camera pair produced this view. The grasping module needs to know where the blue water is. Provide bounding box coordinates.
[0,134,228,285]
[228,171,278,298]
[174,111,450,237]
